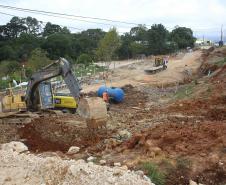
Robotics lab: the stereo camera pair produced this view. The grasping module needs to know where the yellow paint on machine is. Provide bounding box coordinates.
[53,96,77,109]
[1,93,26,112]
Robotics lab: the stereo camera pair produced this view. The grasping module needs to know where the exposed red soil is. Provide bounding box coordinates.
[124,121,226,158]
[18,116,113,153]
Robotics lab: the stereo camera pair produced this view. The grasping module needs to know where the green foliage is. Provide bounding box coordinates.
[117,33,133,59]
[76,54,92,67]
[43,22,70,37]
[147,24,170,55]
[15,33,44,62]
[0,45,16,61]
[142,162,165,185]
[130,24,148,42]
[0,79,9,90]
[0,60,21,77]
[175,157,192,170]
[173,82,196,99]
[24,16,41,35]
[129,41,147,57]
[42,33,73,60]
[27,48,51,71]
[170,27,196,49]
[96,27,121,61]
[216,58,226,67]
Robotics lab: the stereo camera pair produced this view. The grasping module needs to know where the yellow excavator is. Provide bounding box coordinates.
[0,58,107,129]
[53,92,77,113]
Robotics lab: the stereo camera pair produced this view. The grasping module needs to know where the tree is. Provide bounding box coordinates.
[42,33,73,59]
[0,60,21,77]
[24,16,41,35]
[0,17,27,39]
[96,28,121,61]
[170,27,196,49]
[27,48,51,71]
[117,33,133,59]
[43,22,69,37]
[130,24,148,42]
[129,42,147,57]
[0,45,16,61]
[147,24,169,55]
[76,53,92,68]
[15,33,44,62]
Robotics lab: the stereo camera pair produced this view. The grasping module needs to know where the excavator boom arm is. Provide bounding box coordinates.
[25,58,81,110]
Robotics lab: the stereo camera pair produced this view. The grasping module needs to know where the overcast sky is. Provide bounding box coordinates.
[0,0,226,40]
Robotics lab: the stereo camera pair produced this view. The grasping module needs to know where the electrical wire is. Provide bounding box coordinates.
[0,11,83,31]
[0,4,143,27]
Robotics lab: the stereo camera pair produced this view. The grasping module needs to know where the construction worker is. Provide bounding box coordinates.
[103,91,109,103]
[103,91,110,110]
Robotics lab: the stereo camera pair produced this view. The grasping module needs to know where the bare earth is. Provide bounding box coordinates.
[82,51,202,93]
[1,48,226,185]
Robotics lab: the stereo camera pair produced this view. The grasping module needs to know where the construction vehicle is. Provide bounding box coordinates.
[144,57,167,74]
[53,92,77,113]
[0,58,107,128]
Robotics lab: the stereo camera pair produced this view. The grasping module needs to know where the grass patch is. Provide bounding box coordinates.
[142,162,165,185]
[215,58,226,67]
[176,157,192,170]
[173,82,196,100]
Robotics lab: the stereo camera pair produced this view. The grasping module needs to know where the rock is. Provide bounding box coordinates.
[99,160,106,165]
[118,130,132,141]
[189,180,198,185]
[1,141,28,153]
[114,162,121,167]
[87,156,96,162]
[113,168,123,176]
[126,134,143,149]
[149,147,162,155]
[208,153,219,164]
[135,170,144,177]
[104,138,119,149]
[145,139,154,148]
[149,151,155,158]
[69,165,78,176]
[199,153,207,157]
[120,165,128,171]
[67,146,80,154]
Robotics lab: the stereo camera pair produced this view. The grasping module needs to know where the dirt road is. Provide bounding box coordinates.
[81,51,202,93]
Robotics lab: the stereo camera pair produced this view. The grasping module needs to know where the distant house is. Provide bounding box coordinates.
[195,39,213,46]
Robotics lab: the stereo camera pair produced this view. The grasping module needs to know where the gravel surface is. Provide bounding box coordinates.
[0,142,154,185]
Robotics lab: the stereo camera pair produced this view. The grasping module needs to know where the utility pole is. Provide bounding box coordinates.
[219,24,224,47]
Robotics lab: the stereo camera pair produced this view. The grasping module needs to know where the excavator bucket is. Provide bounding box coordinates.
[77,97,107,129]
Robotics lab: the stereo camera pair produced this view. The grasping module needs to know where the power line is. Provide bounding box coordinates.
[0,4,190,30]
[1,4,223,34]
[0,4,144,27]
[0,11,129,34]
[0,7,125,28]
[0,11,83,31]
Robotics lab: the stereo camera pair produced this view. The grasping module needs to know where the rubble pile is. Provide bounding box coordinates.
[0,142,154,185]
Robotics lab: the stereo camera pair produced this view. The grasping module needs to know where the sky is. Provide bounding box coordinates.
[0,0,226,41]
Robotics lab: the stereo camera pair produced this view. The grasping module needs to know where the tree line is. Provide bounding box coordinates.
[0,16,196,88]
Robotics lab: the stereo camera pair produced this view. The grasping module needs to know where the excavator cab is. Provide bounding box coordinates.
[38,82,54,110]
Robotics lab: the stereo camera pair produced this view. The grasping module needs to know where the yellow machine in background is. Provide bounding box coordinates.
[0,89,26,113]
